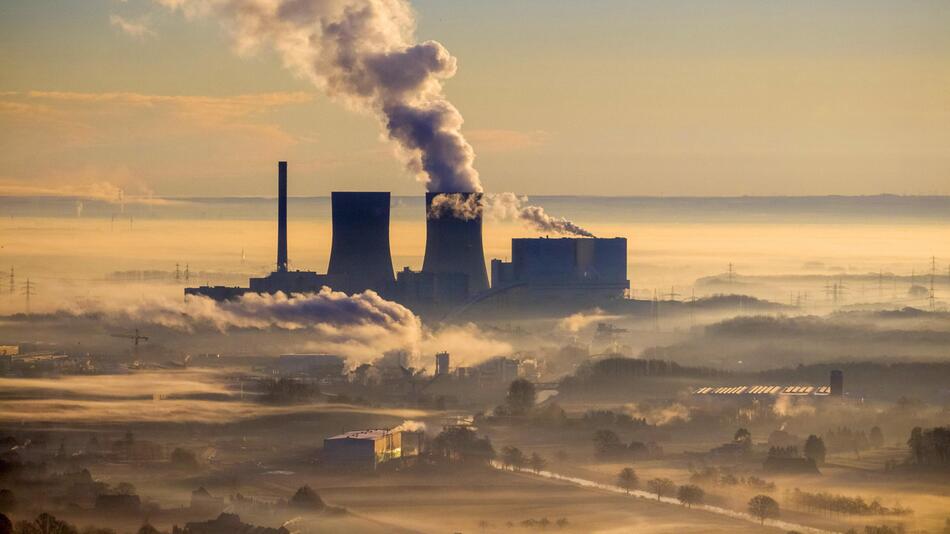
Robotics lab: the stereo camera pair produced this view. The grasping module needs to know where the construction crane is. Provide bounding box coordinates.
[111,328,149,358]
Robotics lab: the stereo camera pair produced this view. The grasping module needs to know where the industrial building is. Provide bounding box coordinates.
[692,370,844,398]
[322,427,424,470]
[186,162,630,316]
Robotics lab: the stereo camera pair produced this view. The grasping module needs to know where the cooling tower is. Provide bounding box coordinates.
[276,161,288,272]
[327,192,395,292]
[422,192,489,294]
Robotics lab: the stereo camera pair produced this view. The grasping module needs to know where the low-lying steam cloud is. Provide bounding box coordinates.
[38,288,510,365]
[156,0,592,235]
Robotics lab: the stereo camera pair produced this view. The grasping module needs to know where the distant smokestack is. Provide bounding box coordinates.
[830,369,843,396]
[327,192,395,292]
[423,192,489,294]
[276,161,288,273]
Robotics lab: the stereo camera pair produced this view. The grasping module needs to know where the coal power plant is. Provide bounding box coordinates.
[186,162,629,317]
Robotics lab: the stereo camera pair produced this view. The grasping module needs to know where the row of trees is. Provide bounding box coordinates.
[0,512,164,534]
[687,466,775,491]
[789,488,912,517]
[613,468,779,523]
[825,426,885,454]
[614,469,703,508]
[498,447,547,474]
[592,430,662,460]
[907,426,950,466]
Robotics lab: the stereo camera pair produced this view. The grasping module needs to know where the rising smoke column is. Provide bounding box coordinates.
[158,0,592,235]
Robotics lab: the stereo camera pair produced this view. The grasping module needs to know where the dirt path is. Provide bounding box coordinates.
[492,462,839,534]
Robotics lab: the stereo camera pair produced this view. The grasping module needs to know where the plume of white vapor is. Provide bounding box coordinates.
[430,192,596,237]
[392,419,426,432]
[54,288,509,364]
[558,308,612,333]
[157,0,592,234]
[158,0,478,193]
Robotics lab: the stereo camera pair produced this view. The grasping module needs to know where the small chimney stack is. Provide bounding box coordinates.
[276,161,288,272]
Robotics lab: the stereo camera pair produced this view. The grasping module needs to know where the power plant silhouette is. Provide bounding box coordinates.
[186,162,628,317]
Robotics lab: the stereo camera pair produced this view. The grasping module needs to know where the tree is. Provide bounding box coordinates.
[430,427,495,465]
[289,485,325,510]
[869,426,885,448]
[0,512,11,534]
[501,446,525,470]
[748,494,780,524]
[734,428,752,451]
[803,435,827,465]
[616,467,638,494]
[529,452,547,474]
[136,525,161,534]
[677,484,704,508]
[14,512,79,534]
[593,429,624,458]
[646,478,675,501]
[506,379,536,416]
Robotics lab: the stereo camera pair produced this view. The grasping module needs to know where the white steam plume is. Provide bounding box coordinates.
[430,192,596,238]
[49,288,510,365]
[158,0,478,193]
[157,0,592,234]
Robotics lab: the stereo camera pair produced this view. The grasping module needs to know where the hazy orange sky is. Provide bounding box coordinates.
[1,0,948,197]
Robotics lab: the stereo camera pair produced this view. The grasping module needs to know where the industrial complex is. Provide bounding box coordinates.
[185,163,629,316]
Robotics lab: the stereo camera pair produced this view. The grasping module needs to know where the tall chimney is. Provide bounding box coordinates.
[422,192,489,294]
[276,161,288,272]
[327,192,395,293]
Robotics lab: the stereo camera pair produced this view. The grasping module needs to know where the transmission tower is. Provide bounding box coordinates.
[728,263,734,285]
[21,278,35,314]
[666,285,681,302]
[184,264,190,282]
[175,263,181,282]
[8,266,13,295]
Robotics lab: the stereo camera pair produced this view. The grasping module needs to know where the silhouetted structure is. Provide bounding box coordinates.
[276,161,288,272]
[327,192,395,293]
[422,192,489,294]
[435,351,450,376]
[830,369,843,396]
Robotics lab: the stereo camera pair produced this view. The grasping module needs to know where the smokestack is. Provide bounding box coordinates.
[423,192,489,294]
[327,192,395,293]
[276,161,288,272]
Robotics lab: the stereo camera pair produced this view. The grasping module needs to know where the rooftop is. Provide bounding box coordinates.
[694,385,831,396]
[326,429,392,441]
